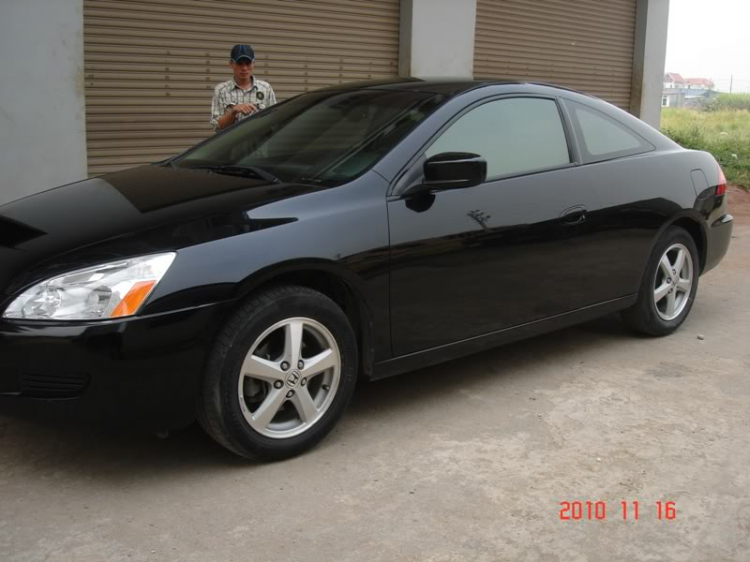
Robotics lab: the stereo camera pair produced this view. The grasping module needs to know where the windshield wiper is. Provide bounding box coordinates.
[191,165,280,184]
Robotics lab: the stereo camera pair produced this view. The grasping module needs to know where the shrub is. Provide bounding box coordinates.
[661,108,750,189]
[706,93,750,112]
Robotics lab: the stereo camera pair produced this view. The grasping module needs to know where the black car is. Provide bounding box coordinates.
[0,79,732,460]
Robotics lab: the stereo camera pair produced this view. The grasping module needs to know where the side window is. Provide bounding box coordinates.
[566,100,654,163]
[426,97,571,179]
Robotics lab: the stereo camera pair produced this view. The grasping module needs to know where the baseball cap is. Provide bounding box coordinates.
[230,44,255,62]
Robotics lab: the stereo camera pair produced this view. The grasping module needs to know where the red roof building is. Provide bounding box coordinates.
[664,72,686,85]
[685,77,716,90]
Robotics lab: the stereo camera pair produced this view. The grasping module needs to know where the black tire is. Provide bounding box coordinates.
[621,226,700,336]
[197,285,358,461]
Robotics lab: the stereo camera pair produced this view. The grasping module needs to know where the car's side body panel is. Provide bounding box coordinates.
[372,295,636,380]
[387,162,603,356]
[146,172,393,360]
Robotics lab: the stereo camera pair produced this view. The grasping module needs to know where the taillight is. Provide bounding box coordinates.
[717,164,727,196]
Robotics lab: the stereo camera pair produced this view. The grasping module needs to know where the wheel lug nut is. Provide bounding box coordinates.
[672,269,676,275]
[298,360,304,369]
[301,378,307,386]
[667,278,672,284]
[274,381,283,389]
[281,362,289,371]
[669,289,673,294]
[286,390,295,398]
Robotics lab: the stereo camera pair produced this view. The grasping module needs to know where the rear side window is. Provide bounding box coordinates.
[426,97,571,179]
[565,99,654,163]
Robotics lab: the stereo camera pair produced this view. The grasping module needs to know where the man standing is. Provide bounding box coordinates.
[210,44,277,132]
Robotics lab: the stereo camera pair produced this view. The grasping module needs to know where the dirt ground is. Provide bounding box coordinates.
[727,183,750,217]
[1,190,749,562]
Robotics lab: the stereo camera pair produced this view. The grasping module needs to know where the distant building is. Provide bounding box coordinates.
[685,77,715,90]
[664,72,686,89]
[662,73,718,108]
[662,91,686,108]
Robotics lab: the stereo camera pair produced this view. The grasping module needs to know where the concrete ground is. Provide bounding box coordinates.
[2,190,749,562]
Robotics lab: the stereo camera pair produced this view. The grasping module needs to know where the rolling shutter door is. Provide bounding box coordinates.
[83,0,400,175]
[474,0,637,110]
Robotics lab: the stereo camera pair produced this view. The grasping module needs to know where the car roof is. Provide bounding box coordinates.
[315,78,674,152]
[318,77,587,98]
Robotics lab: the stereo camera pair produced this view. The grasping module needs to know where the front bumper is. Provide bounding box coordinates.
[0,301,232,430]
[703,213,733,274]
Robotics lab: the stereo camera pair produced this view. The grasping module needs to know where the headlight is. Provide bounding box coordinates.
[3,253,176,321]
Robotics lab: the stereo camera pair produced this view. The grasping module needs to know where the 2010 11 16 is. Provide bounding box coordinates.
[559,501,676,521]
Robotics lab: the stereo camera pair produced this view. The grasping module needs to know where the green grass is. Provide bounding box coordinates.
[707,93,750,112]
[661,107,750,188]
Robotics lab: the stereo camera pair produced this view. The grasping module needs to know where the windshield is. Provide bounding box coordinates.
[174,89,447,186]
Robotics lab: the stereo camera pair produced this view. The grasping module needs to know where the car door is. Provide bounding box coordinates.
[387,95,603,357]
[560,98,663,300]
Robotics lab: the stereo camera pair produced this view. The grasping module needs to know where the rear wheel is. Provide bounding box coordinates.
[621,226,699,336]
[198,285,358,460]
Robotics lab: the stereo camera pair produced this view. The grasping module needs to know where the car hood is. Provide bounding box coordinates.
[0,165,329,295]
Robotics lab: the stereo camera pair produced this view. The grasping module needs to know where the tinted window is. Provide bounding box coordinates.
[426,97,571,179]
[175,90,446,185]
[566,100,653,162]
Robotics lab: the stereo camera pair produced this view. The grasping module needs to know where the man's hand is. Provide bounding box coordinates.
[232,103,257,116]
[216,103,257,131]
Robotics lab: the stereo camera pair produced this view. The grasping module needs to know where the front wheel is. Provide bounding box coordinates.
[198,285,358,461]
[621,226,700,336]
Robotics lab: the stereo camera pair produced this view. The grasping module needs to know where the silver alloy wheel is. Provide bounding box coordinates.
[237,317,341,439]
[653,242,693,321]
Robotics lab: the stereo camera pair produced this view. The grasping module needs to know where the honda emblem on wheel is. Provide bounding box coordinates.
[285,370,301,388]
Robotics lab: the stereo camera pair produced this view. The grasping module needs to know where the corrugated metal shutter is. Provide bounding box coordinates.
[474,0,637,110]
[83,0,400,175]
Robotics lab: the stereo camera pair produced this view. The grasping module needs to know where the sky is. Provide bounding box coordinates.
[665,0,750,92]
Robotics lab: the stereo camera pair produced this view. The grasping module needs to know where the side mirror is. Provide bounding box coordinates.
[422,152,487,191]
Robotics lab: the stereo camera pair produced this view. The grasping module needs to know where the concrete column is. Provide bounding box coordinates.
[630,0,670,128]
[0,0,87,206]
[400,0,478,78]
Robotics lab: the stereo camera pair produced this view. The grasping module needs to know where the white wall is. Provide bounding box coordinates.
[0,0,87,207]
[631,0,671,128]
[400,0,477,78]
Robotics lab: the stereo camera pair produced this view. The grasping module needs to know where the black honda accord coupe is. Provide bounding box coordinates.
[0,79,732,460]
